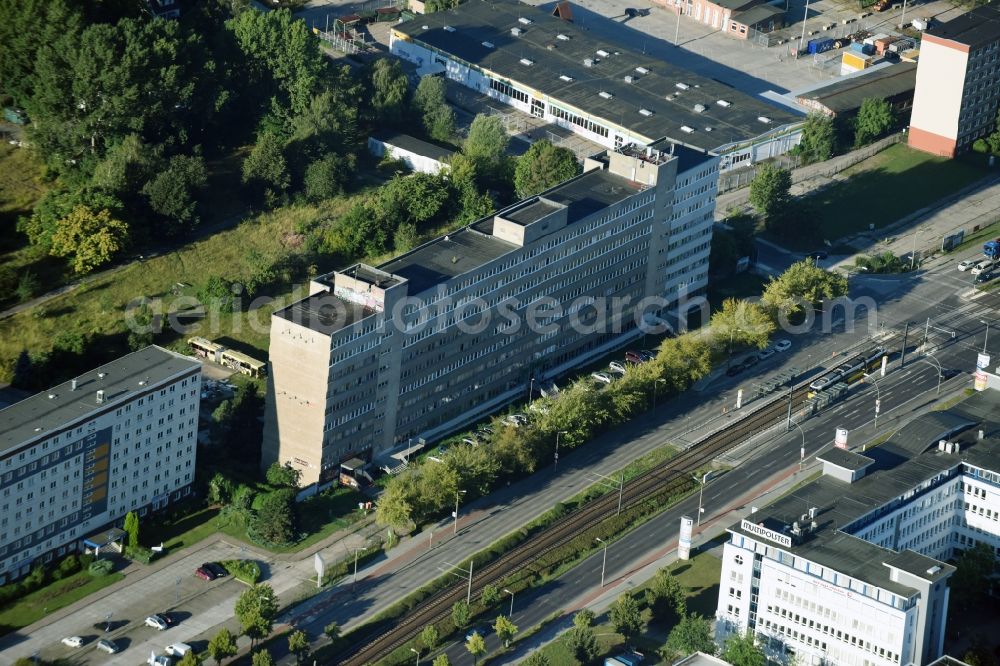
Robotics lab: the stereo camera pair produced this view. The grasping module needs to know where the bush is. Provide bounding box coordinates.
[973,139,990,154]
[88,559,114,576]
[125,546,157,565]
[223,559,262,584]
[52,553,82,580]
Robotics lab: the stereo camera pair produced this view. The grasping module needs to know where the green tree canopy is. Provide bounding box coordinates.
[123,511,140,549]
[420,624,440,651]
[142,154,208,232]
[50,205,130,274]
[664,613,716,659]
[452,600,472,629]
[609,593,645,645]
[797,112,836,162]
[951,542,997,611]
[207,627,239,665]
[432,656,451,666]
[710,298,775,351]
[413,76,456,143]
[854,97,895,146]
[761,258,848,319]
[250,650,275,666]
[524,653,551,666]
[494,615,518,647]
[367,58,409,126]
[303,152,355,202]
[253,489,297,544]
[287,629,310,664]
[748,163,792,219]
[721,631,765,666]
[464,114,510,182]
[266,462,301,488]
[513,140,581,198]
[375,474,415,531]
[646,567,687,622]
[235,584,278,648]
[243,131,291,198]
[566,624,600,663]
[466,631,487,664]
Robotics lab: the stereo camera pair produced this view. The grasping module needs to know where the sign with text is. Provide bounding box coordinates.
[835,427,849,449]
[678,516,694,560]
[741,519,793,548]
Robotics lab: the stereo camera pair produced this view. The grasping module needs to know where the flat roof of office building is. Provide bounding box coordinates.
[0,346,200,455]
[816,446,874,471]
[925,5,1000,47]
[393,0,801,152]
[796,62,917,115]
[274,290,378,336]
[730,394,1000,597]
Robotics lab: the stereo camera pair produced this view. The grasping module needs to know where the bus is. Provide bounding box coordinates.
[808,346,886,395]
[188,337,224,364]
[219,349,267,378]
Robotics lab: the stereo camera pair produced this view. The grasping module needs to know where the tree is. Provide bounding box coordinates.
[748,163,791,219]
[375,477,415,531]
[566,624,600,663]
[123,511,140,550]
[573,609,595,629]
[721,631,765,666]
[609,593,645,646]
[464,114,510,181]
[176,653,202,666]
[303,153,353,202]
[466,631,487,664]
[664,614,716,659]
[15,271,39,303]
[854,97,895,147]
[494,615,518,647]
[709,229,740,277]
[50,205,129,274]
[761,258,848,319]
[432,656,451,666]
[513,140,581,198]
[142,154,208,232]
[19,188,124,254]
[452,601,472,629]
[646,568,687,622]
[0,0,84,107]
[797,112,836,162]
[480,583,501,608]
[243,131,290,201]
[367,58,409,126]
[951,542,997,611]
[324,621,340,640]
[127,303,155,351]
[964,639,999,666]
[266,462,301,488]
[91,133,163,199]
[394,223,419,253]
[287,629,311,664]
[207,627,239,665]
[250,651,275,666]
[235,584,278,648]
[524,654,551,666]
[413,76,455,143]
[208,473,236,506]
[253,489,297,544]
[420,624,440,651]
[710,298,775,351]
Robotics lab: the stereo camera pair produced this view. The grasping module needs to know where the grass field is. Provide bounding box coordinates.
[0,569,124,634]
[793,144,986,248]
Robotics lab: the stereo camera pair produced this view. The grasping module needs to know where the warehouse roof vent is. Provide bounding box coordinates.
[680,125,695,133]
[557,33,570,40]
[519,58,534,66]
[598,91,613,99]
[518,16,532,24]
[511,26,522,36]
[559,74,574,82]
[443,25,456,32]
[635,66,650,74]
[758,116,772,124]
[717,99,732,107]
[596,48,610,57]
[481,41,495,48]
[675,82,690,90]
[693,103,706,113]
[639,108,653,116]
[624,75,634,83]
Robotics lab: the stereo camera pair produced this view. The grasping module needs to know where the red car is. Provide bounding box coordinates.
[195,563,226,581]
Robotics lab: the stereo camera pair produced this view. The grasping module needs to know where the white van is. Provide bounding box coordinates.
[165,644,192,657]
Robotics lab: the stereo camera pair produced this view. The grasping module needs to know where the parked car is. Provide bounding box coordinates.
[165,644,192,657]
[742,353,759,367]
[96,639,121,654]
[976,270,998,284]
[61,636,84,648]
[195,564,216,581]
[773,339,792,352]
[625,351,646,364]
[145,615,169,631]
[639,350,657,361]
[461,437,478,446]
[528,402,550,415]
[504,414,528,427]
[465,624,492,641]
[608,361,627,375]
[757,347,776,361]
[205,562,227,578]
[148,654,173,666]
[958,259,978,272]
[591,372,614,384]
[971,260,996,276]
[726,363,744,377]
[941,368,961,380]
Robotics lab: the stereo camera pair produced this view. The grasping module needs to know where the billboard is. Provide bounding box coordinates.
[678,516,694,560]
[975,354,991,391]
[835,427,849,449]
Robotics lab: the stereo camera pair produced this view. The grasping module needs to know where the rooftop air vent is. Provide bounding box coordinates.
[71,379,77,391]
[518,16,532,24]
[704,126,713,132]
[596,49,610,57]
[758,116,771,123]
[511,27,522,36]
[48,393,56,399]
[717,99,732,107]
[635,66,649,74]
[422,25,429,29]
[96,390,105,404]
[559,74,574,81]
[680,125,695,133]
[675,82,690,90]
[639,108,653,116]
[443,25,456,32]
[584,58,594,67]
[599,91,613,99]
[519,58,534,66]
[557,33,570,40]
[624,75,634,83]
[482,41,495,48]
[693,103,706,113]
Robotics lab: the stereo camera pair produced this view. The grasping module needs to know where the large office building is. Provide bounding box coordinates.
[715,394,1000,666]
[0,347,201,582]
[389,0,802,171]
[908,5,1000,157]
[263,143,718,489]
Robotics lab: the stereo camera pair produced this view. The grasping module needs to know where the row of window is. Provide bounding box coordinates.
[549,104,611,139]
[766,604,899,663]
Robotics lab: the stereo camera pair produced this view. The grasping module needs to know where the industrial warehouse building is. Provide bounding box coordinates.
[908,5,1000,157]
[0,347,202,582]
[262,143,719,490]
[716,393,1000,666]
[389,0,802,171]
[795,62,917,119]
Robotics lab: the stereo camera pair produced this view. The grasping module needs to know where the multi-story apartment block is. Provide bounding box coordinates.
[0,346,201,582]
[908,5,1000,157]
[716,394,1000,666]
[389,0,802,171]
[263,144,719,490]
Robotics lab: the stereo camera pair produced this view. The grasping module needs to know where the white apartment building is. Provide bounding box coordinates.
[716,396,1000,666]
[0,346,202,582]
[389,0,803,171]
[263,143,718,490]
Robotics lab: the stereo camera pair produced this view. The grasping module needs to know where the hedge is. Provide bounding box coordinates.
[222,559,262,584]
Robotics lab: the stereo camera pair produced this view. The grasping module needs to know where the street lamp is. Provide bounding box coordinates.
[352,543,369,585]
[790,421,806,470]
[555,430,568,471]
[981,319,991,354]
[410,648,420,665]
[798,0,811,54]
[504,588,515,617]
[695,472,708,526]
[653,378,667,409]
[914,353,943,397]
[596,538,608,587]
[453,489,467,534]
[863,372,882,435]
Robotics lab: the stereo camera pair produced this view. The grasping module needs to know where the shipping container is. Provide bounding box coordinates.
[874,36,899,54]
[842,52,873,71]
[899,48,920,62]
[911,17,928,30]
[808,37,836,54]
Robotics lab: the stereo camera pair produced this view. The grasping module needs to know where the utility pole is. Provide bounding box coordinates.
[785,386,794,431]
[900,321,909,368]
[596,538,608,587]
[798,0,811,54]
[923,317,930,350]
[899,0,909,30]
[982,320,991,353]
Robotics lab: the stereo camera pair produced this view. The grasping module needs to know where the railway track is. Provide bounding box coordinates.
[340,384,810,665]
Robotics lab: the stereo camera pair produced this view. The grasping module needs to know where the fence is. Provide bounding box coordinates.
[718,132,904,196]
